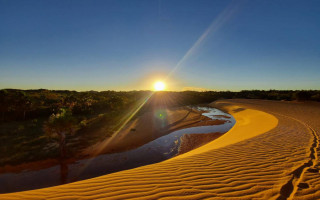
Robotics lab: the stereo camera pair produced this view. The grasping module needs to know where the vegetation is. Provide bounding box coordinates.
[0,89,319,167]
[43,108,77,159]
[1,89,320,123]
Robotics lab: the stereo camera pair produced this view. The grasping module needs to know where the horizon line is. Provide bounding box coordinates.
[1,88,320,93]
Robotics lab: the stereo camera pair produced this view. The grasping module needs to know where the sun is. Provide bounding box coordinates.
[154,81,165,91]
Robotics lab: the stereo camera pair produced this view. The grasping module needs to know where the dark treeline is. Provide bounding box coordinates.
[0,89,149,122]
[1,89,320,123]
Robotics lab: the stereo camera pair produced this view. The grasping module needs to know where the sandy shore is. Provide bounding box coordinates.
[1,99,319,200]
[178,132,224,155]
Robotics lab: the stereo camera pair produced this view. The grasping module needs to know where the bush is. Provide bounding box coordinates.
[294,91,312,101]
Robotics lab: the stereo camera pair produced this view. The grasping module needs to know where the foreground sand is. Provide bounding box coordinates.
[1,99,319,200]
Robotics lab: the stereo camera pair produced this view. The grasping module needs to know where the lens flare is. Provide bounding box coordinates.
[154,81,165,91]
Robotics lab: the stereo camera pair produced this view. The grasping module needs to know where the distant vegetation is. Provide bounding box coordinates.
[0,89,319,167]
[1,89,319,123]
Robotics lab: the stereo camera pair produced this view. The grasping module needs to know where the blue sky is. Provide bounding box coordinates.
[1,0,319,91]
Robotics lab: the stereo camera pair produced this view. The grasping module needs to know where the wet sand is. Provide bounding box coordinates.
[178,132,223,155]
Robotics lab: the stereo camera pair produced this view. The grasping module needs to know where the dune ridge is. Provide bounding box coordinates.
[1,99,319,200]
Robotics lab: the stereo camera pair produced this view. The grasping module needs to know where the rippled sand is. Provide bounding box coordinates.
[1,99,319,200]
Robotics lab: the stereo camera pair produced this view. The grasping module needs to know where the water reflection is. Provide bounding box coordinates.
[60,160,68,184]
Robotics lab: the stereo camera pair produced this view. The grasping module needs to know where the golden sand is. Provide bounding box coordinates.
[1,99,319,200]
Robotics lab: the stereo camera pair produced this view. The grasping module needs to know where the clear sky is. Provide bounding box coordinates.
[1,0,319,91]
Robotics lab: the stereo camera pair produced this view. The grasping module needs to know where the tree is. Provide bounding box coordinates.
[43,108,77,158]
[0,90,9,121]
[19,92,32,120]
[9,91,33,120]
[294,91,312,101]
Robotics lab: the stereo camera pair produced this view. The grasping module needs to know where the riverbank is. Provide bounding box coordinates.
[81,106,225,157]
[0,106,222,175]
[0,106,233,193]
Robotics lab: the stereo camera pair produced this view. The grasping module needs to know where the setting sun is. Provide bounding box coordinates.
[154,81,165,91]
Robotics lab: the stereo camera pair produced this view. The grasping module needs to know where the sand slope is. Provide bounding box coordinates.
[1,99,319,200]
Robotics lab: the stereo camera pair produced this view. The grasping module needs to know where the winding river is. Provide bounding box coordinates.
[0,107,235,193]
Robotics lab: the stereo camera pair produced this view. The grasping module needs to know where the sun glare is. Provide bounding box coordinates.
[154,81,165,91]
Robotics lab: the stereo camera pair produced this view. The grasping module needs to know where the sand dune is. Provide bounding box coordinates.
[1,99,319,200]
